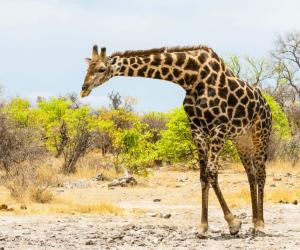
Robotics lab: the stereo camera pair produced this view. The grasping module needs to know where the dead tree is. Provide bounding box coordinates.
[55,120,68,158]
[62,121,94,174]
[0,114,44,174]
[271,31,300,101]
[108,91,122,110]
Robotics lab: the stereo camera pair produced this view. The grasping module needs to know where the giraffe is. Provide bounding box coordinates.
[81,45,272,235]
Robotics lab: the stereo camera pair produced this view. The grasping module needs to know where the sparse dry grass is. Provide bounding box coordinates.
[29,188,54,204]
[47,201,123,215]
[0,157,299,216]
[265,187,300,203]
[267,160,300,174]
[0,184,123,216]
[0,200,123,216]
[225,188,252,207]
[225,162,244,173]
[219,187,300,208]
[3,164,60,203]
[221,160,300,207]
[136,171,181,188]
[220,187,300,208]
[71,167,121,181]
[66,152,121,181]
[224,159,300,175]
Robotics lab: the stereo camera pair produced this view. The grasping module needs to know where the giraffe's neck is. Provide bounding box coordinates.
[109,49,216,91]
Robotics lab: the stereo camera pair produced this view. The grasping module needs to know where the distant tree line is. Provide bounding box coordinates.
[0,31,299,180]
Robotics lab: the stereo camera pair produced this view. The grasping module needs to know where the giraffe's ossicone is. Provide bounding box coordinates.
[81,45,272,235]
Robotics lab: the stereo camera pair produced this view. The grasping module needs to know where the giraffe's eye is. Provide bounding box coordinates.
[98,68,106,73]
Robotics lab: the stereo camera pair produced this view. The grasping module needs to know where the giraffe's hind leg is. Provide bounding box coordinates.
[252,120,269,231]
[255,159,266,231]
[234,132,259,227]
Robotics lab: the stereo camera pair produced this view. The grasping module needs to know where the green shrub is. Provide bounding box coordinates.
[263,94,291,140]
[156,108,196,163]
[113,121,156,176]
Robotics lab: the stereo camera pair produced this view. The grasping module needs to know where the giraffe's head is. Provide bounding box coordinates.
[81,45,111,97]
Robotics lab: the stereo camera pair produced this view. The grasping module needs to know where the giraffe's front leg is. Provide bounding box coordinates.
[253,155,266,232]
[192,132,210,234]
[207,136,242,235]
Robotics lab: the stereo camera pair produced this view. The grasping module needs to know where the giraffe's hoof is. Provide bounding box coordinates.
[199,223,208,234]
[229,219,242,235]
[248,225,266,236]
[254,220,265,232]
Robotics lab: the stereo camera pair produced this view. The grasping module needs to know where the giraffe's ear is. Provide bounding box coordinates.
[85,58,91,65]
[92,45,99,60]
[100,47,106,58]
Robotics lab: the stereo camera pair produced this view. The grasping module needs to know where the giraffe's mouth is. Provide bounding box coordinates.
[80,85,91,98]
[80,91,89,97]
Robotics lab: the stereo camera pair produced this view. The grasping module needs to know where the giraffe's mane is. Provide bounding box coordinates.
[110,45,210,58]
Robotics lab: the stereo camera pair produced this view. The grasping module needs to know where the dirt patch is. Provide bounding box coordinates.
[0,204,299,249]
[0,168,299,249]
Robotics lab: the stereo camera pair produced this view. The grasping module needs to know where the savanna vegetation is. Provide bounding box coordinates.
[0,31,300,207]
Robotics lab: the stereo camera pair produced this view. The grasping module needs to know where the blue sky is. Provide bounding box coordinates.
[0,0,299,112]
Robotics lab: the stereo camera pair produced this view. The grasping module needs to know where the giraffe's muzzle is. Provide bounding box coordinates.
[80,85,91,98]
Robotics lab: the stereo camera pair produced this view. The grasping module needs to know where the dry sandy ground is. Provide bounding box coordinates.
[0,204,299,249]
[0,167,300,249]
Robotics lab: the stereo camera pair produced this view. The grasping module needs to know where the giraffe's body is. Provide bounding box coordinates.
[81,45,272,235]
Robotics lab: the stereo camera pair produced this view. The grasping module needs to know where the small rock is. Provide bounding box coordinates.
[92,173,108,182]
[211,228,221,233]
[0,204,8,210]
[255,230,266,237]
[20,205,27,210]
[146,212,158,217]
[273,177,282,181]
[285,172,293,177]
[270,184,276,187]
[153,199,161,202]
[238,212,247,219]
[163,213,171,219]
[108,176,137,187]
[195,232,208,239]
[293,200,298,205]
[177,177,188,182]
[279,200,288,204]
[153,238,159,244]
[85,240,96,245]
